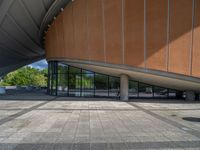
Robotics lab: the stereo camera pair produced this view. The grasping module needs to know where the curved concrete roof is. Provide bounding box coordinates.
[0,0,69,76]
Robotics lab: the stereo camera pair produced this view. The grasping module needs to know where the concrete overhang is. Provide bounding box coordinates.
[55,59,200,92]
[0,0,70,76]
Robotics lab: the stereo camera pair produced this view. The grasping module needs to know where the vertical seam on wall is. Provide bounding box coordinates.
[121,0,125,65]
[102,0,106,63]
[72,1,75,56]
[61,12,65,57]
[86,0,90,62]
[167,0,171,71]
[190,0,195,76]
[166,0,170,71]
[54,22,58,57]
[61,3,67,58]
[144,0,147,68]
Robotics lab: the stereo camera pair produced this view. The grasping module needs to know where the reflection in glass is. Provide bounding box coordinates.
[48,61,181,99]
[139,83,153,98]
[154,86,168,98]
[58,63,68,74]
[48,61,57,96]
[95,74,108,97]
[129,81,138,98]
[69,73,81,97]
[57,73,68,96]
[168,89,177,98]
[109,77,120,97]
[69,66,81,74]
[52,74,57,96]
[57,63,68,96]
[82,71,94,97]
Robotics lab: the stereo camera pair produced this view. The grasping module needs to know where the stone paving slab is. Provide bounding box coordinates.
[0,97,199,149]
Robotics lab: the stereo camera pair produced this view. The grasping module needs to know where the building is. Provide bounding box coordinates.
[0,0,200,100]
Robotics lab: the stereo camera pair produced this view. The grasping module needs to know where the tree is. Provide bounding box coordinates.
[0,67,47,87]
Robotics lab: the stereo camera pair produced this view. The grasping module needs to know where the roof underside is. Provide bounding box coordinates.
[0,0,69,76]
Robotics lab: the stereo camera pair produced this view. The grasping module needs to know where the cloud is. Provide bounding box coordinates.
[28,59,48,70]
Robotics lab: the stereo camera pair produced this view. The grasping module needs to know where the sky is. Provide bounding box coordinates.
[28,59,48,70]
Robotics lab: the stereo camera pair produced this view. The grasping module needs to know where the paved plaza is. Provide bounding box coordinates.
[0,92,200,149]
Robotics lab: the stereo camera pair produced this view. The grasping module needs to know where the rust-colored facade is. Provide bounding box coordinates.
[45,0,200,79]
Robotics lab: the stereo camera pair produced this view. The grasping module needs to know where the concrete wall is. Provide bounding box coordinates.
[45,0,200,78]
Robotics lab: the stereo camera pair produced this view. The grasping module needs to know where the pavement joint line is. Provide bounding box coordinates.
[1,141,200,149]
[0,97,56,101]
[38,108,138,111]
[0,98,55,126]
[127,102,200,139]
[37,108,200,111]
[1,108,200,111]
[71,110,81,149]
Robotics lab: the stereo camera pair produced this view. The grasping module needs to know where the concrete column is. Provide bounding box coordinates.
[120,74,129,101]
[186,91,195,101]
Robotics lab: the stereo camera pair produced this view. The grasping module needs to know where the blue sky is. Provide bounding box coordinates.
[28,59,48,70]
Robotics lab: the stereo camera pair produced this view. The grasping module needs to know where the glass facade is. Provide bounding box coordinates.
[139,83,153,98]
[154,86,168,98]
[95,73,109,97]
[109,77,120,97]
[82,70,94,97]
[129,81,138,97]
[48,61,181,99]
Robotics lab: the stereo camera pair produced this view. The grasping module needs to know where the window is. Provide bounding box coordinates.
[82,70,94,97]
[47,61,181,99]
[153,86,168,98]
[139,83,153,98]
[66,66,81,96]
[95,73,109,97]
[109,76,120,97]
[129,81,138,98]
[168,89,176,98]
[48,61,57,96]
[57,63,68,96]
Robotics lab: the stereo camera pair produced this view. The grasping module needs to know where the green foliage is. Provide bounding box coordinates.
[0,81,10,86]
[0,67,47,87]
[82,75,93,88]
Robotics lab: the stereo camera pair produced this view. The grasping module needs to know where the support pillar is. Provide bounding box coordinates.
[120,74,129,101]
[186,91,195,101]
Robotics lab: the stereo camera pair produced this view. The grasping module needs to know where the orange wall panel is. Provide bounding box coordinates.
[55,13,65,57]
[104,0,122,64]
[63,3,74,59]
[72,0,88,60]
[124,0,144,67]
[45,0,200,79]
[50,22,57,58]
[45,29,51,58]
[46,25,54,58]
[146,0,168,71]
[168,0,193,75]
[87,0,104,62]
[192,0,200,78]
